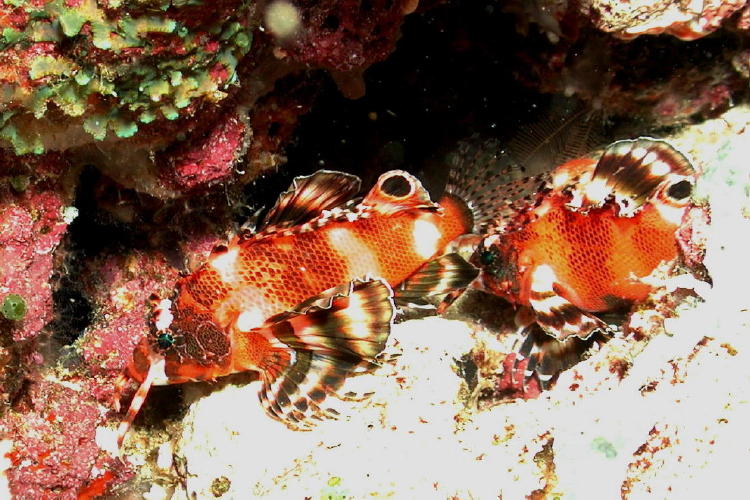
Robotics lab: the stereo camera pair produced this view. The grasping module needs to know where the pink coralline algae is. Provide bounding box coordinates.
[157,113,248,193]
[2,379,130,500]
[279,0,419,71]
[0,0,420,194]
[496,353,542,401]
[0,153,74,343]
[77,251,179,377]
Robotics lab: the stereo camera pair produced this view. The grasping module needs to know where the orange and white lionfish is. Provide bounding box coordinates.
[454,137,701,385]
[116,169,482,444]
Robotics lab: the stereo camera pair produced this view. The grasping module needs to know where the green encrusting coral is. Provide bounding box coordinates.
[0,0,255,154]
[2,294,28,321]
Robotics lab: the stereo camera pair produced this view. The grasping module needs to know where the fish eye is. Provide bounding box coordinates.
[478,249,496,266]
[156,332,175,350]
[381,173,412,197]
[666,180,692,200]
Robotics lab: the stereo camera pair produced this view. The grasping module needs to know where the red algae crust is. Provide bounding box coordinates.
[2,379,131,500]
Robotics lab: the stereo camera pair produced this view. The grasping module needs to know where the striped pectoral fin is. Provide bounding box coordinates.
[530,289,610,341]
[254,278,395,428]
[259,352,358,427]
[512,322,608,390]
[394,253,479,311]
[527,266,610,341]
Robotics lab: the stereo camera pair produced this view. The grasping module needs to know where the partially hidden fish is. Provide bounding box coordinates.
[470,137,702,383]
[116,169,480,444]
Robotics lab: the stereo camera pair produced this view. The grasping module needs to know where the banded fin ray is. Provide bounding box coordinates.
[445,137,551,234]
[116,358,162,447]
[513,323,608,389]
[259,170,362,231]
[394,253,478,307]
[254,278,395,427]
[583,137,695,215]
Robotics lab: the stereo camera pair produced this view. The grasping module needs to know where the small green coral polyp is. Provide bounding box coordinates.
[2,294,28,321]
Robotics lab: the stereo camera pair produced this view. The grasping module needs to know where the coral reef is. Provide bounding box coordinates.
[0,152,75,412]
[1,379,131,499]
[0,0,418,196]
[0,0,254,154]
[509,0,750,42]
[0,1,748,498]
[77,251,180,377]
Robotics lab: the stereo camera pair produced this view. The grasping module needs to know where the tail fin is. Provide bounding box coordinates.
[255,278,395,427]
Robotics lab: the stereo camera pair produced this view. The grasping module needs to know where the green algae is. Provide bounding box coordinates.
[0,0,255,153]
[2,294,28,321]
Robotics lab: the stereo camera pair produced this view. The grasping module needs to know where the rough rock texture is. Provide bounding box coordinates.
[0,153,75,343]
[509,0,750,41]
[504,0,749,126]
[0,152,76,411]
[0,0,421,197]
[77,251,180,377]
[0,379,131,499]
[583,0,748,40]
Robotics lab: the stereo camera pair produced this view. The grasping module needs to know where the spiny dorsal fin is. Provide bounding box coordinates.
[445,137,551,234]
[254,278,395,428]
[581,137,695,215]
[508,104,605,171]
[360,170,437,216]
[259,170,362,231]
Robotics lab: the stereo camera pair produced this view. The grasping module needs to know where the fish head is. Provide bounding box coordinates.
[128,296,232,385]
[472,234,524,302]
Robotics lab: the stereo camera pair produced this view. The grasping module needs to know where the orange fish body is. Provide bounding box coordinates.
[182,189,469,328]
[119,170,476,442]
[488,159,682,313]
[476,138,696,342]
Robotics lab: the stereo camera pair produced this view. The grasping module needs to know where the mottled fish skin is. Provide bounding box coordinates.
[476,137,698,342]
[117,169,479,444]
